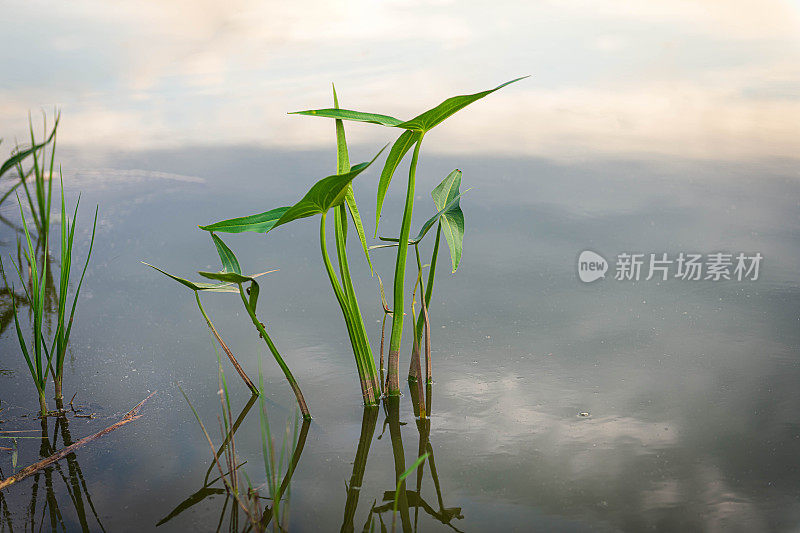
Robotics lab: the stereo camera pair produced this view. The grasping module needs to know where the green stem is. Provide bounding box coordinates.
[321,212,375,405]
[334,203,380,398]
[238,285,310,419]
[387,136,424,395]
[410,223,440,383]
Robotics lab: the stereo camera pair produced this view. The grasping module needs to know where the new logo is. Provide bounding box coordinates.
[578,250,608,283]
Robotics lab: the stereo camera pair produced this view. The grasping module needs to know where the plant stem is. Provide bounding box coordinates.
[238,286,310,420]
[38,391,47,416]
[387,136,424,395]
[195,292,258,394]
[334,204,380,399]
[320,212,376,405]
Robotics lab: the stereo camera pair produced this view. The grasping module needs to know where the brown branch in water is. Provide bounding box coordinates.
[0,392,156,491]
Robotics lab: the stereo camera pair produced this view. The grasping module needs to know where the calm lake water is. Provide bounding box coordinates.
[1,145,799,532]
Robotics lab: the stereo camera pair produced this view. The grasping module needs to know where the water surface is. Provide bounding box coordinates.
[1,146,799,531]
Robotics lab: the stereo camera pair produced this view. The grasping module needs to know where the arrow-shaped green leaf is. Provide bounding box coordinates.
[142,262,240,293]
[210,233,241,274]
[268,146,385,231]
[430,169,465,272]
[199,206,290,234]
[395,77,528,132]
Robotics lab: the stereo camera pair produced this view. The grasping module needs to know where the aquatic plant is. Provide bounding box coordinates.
[199,94,386,406]
[147,233,311,419]
[143,261,263,395]
[158,79,524,408]
[292,77,526,395]
[50,181,97,404]
[0,178,96,415]
[374,168,467,391]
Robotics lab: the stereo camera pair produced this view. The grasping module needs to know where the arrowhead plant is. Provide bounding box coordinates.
[294,77,526,394]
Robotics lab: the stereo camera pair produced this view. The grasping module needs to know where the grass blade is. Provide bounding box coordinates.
[0,123,57,178]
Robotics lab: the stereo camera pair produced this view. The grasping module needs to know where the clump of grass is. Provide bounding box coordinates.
[1,180,97,415]
[0,203,51,414]
[50,180,98,404]
[1,114,97,415]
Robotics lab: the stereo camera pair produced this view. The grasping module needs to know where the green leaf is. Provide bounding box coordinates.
[197,271,254,284]
[248,278,260,310]
[413,191,467,245]
[377,170,468,247]
[333,84,372,273]
[289,108,403,127]
[395,77,528,132]
[0,119,58,178]
[210,234,241,274]
[345,187,373,273]
[431,169,465,272]
[375,129,420,236]
[332,83,351,174]
[142,262,239,293]
[199,206,290,234]
[270,147,386,231]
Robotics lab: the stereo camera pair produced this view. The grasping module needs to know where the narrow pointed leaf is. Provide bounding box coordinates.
[375,129,420,236]
[0,123,58,178]
[332,83,351,174]
[395,77,528,132]
[270,146,385,231]
[210,233,241,274]
[333,85,373,273]
[197,271,254,284]
[345,186,373,273]
[199,206,290,234]
[289,108,403,127]
[143,262,239,293]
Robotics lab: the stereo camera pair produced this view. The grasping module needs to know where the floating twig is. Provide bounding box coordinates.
[0,392,155,490]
